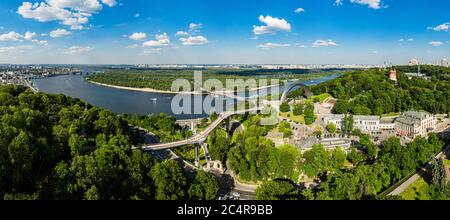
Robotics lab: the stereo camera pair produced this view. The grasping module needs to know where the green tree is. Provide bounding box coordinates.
[278,121,293,138]
[292,103,304,116]
[360,135,378,160]
[431,157,447,192]
[330,147,346,171]
[326,123,337,134]
[304,104,316,125]
[256,180,298,200]
[150,160,187,200]
[8,130,36,192]
[302,144,330,177]
[188,171,219,200]
[280,102,290,113]
[207,129,230,162]
[68,134,89,156]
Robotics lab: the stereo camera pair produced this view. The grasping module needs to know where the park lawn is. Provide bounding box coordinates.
[382,112,401,117]
[400,177,432,200]
[172,145,207,166]
[279,112,305,124]
[312,93,331,103]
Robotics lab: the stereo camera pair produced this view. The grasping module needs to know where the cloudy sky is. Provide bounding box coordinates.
[0,0,449,64]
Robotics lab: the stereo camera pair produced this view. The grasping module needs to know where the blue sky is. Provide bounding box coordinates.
[0,0,449,64]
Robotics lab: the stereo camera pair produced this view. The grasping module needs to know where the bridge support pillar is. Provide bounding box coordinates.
[194,144,200,167]
[201,142,211,162]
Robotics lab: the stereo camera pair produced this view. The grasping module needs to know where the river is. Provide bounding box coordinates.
[32,74,340,120]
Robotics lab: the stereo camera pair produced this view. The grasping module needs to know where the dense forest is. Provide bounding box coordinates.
[85,69,337,91]
[395,65,450,77]
[0,85,218,200]
[311,67,450,115]
[255,134,448,200]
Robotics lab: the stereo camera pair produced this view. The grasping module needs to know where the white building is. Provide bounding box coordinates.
[395,111,436,139]
[323,114,394,134]
[409,59,419,66]
[353,115,381,132]
[441,58,449,67]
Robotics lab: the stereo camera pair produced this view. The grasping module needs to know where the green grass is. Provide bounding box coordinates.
[400,177,432,200]
[279,112,305,124]
[312,93,331,103]
[381,112,401,117]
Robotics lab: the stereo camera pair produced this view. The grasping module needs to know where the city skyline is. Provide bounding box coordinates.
[0,0,449,64]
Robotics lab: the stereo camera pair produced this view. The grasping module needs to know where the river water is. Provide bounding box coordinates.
[33,74,339,119]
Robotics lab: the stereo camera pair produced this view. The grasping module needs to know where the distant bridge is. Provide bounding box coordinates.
[280,81,313,103]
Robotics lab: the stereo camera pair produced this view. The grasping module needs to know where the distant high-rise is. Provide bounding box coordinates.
[441,58,448,67]
[409,59,419,66]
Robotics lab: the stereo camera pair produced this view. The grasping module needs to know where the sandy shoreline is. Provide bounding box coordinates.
[87,80,206,95]
[87,80,282,95]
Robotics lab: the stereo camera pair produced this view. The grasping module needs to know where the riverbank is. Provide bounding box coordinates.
[87,80,206,95]
[87,79,283,95]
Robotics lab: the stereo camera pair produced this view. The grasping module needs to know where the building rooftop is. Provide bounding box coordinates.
[395,111,432,126]
[324,114,345,120]
[403,111,431,121]
[354,115,380,120]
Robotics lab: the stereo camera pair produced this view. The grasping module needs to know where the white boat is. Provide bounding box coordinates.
[151,98,157,102]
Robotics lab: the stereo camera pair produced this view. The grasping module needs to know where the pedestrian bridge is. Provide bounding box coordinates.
[138,108,262,151]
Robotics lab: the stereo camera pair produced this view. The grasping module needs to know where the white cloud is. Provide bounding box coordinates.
[349,0,383,9]
[408,38,414,42]
[179,36,209,46]
[0,31,24,42]
[50,28,72,38]
[17,1,117,30]
[256,43,290,49]
[313,40,338,47]
[428,22,449,32]
[134,13,140,18]
[0,45,33,53]
[429,41,444,47]
[295,43,307,48]
[175,31,190,37]
[372,50,378,54]
[32,39,48,45]
[142,33,170,47]
[126,44,138,49]
[141,48,162,55]
[253,15,291,35]
[129,32,147,41]
[189,23,202,32]
[101,0,117,7]
[398,38,404,42]
[294,8,305,13]
[0,31,40,42]
[24,31,37,40]
[335,0,344,6]
[65,46,93,54]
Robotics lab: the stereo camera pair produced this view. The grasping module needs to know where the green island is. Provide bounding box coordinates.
[84,69,339,92]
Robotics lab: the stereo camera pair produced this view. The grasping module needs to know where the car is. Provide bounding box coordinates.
[232,192,241,197]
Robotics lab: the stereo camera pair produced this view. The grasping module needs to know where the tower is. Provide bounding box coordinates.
[389,68,397,82]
